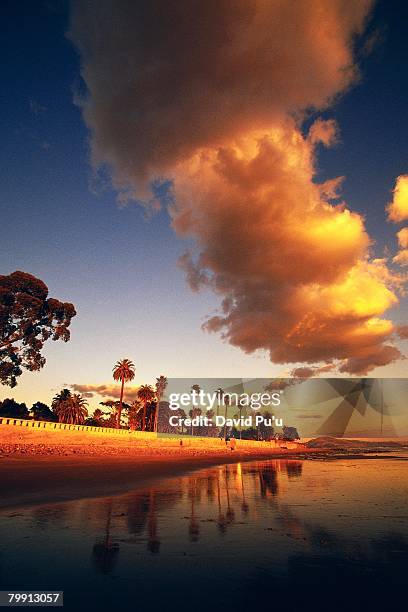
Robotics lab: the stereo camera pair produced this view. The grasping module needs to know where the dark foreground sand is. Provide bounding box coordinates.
[0,446,314,509]
[1,437,407,510]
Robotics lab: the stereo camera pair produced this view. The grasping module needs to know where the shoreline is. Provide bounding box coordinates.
[0,446,314,510]
[1,442,408,511]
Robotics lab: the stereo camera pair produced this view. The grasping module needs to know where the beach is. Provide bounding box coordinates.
[0,440,313,509]
[1,426,407,510]
[1,451,407,612]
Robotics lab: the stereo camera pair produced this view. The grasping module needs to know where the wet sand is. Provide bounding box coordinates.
[2,433,408,510]
[0,446,314,509]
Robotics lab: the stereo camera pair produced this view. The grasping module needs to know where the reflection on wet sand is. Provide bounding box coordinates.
[92,499,119,573]
[0,457,407,611]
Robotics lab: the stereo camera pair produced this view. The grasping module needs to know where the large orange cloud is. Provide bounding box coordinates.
[69,0,373,197]
[69,0,406,374]
[172,123,402,374]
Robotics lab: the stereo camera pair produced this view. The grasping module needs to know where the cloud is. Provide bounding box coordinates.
[307,118,339,147]
[69,0,407,374]
[71,383,140,402]
[396,325,408,340]
[172,126,402,373]
[338,345,403,375]
[397,228,408,248]
[393,227,408,266]
[69,0,373,197]
[393,250,408,266]
[291,364,335,379]
[387,175,408,223]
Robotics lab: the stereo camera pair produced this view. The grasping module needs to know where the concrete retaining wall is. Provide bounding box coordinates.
[0,417,154,438]
[0,417,300,450]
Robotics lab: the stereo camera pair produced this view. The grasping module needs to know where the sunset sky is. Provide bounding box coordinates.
[1,0,407,410]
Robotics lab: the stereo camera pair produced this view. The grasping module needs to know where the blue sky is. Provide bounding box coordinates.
[1,1,407,409]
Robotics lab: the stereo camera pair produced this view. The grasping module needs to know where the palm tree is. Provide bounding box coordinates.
[154,375,168,433]
[137,384,155,431]
[188,406,202,436]
[237,398,246,440]
[52,388,71,421]
[190,384,201,435]
[52,388,71,414]
[216,388,224,418]
[191,384,201,408]
[112,359,135,429]
[53,392,88,424]
[223,393,230,439]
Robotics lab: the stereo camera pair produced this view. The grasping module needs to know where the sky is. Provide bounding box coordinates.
[0,0,407,411]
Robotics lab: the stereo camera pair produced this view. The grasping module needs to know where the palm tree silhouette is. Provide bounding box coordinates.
[154,375,168,433]
[223,393,230,439]
[216,388,224,418]
[137,384,155,431]
[189,384,201,436]
[52,390,88,424]
[112,359,135,428]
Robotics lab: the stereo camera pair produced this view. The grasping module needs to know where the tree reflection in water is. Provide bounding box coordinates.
[92,499,119,574]
[188,478,200,542]
[216,471,227,533]
[4,457,406,611]
[224,466,235,523]
[103,460,307,544]
[147,490,160,553]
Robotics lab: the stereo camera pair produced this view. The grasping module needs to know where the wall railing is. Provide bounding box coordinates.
[0,417,156,438]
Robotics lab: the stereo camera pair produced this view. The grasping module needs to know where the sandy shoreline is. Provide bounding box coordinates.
[1,427,408,510]
[0,446,316,510]
[1,440,408,510]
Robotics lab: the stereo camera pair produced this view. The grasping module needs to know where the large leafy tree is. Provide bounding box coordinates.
[100,400,117,426]
[112,359,135,428]
[0,271,76,387]
[0,398,29,419]
[52,389,88,424]
[31,401,56,422]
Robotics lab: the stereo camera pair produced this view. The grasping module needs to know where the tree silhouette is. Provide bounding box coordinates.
[154,375,168,433]
[137,384,155,431]
[112,359,135,428]
[0,271,76,387]
[31,401,56,422]
[128,399,142,430]
[52,390,88,424]
[0,398,29,419]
